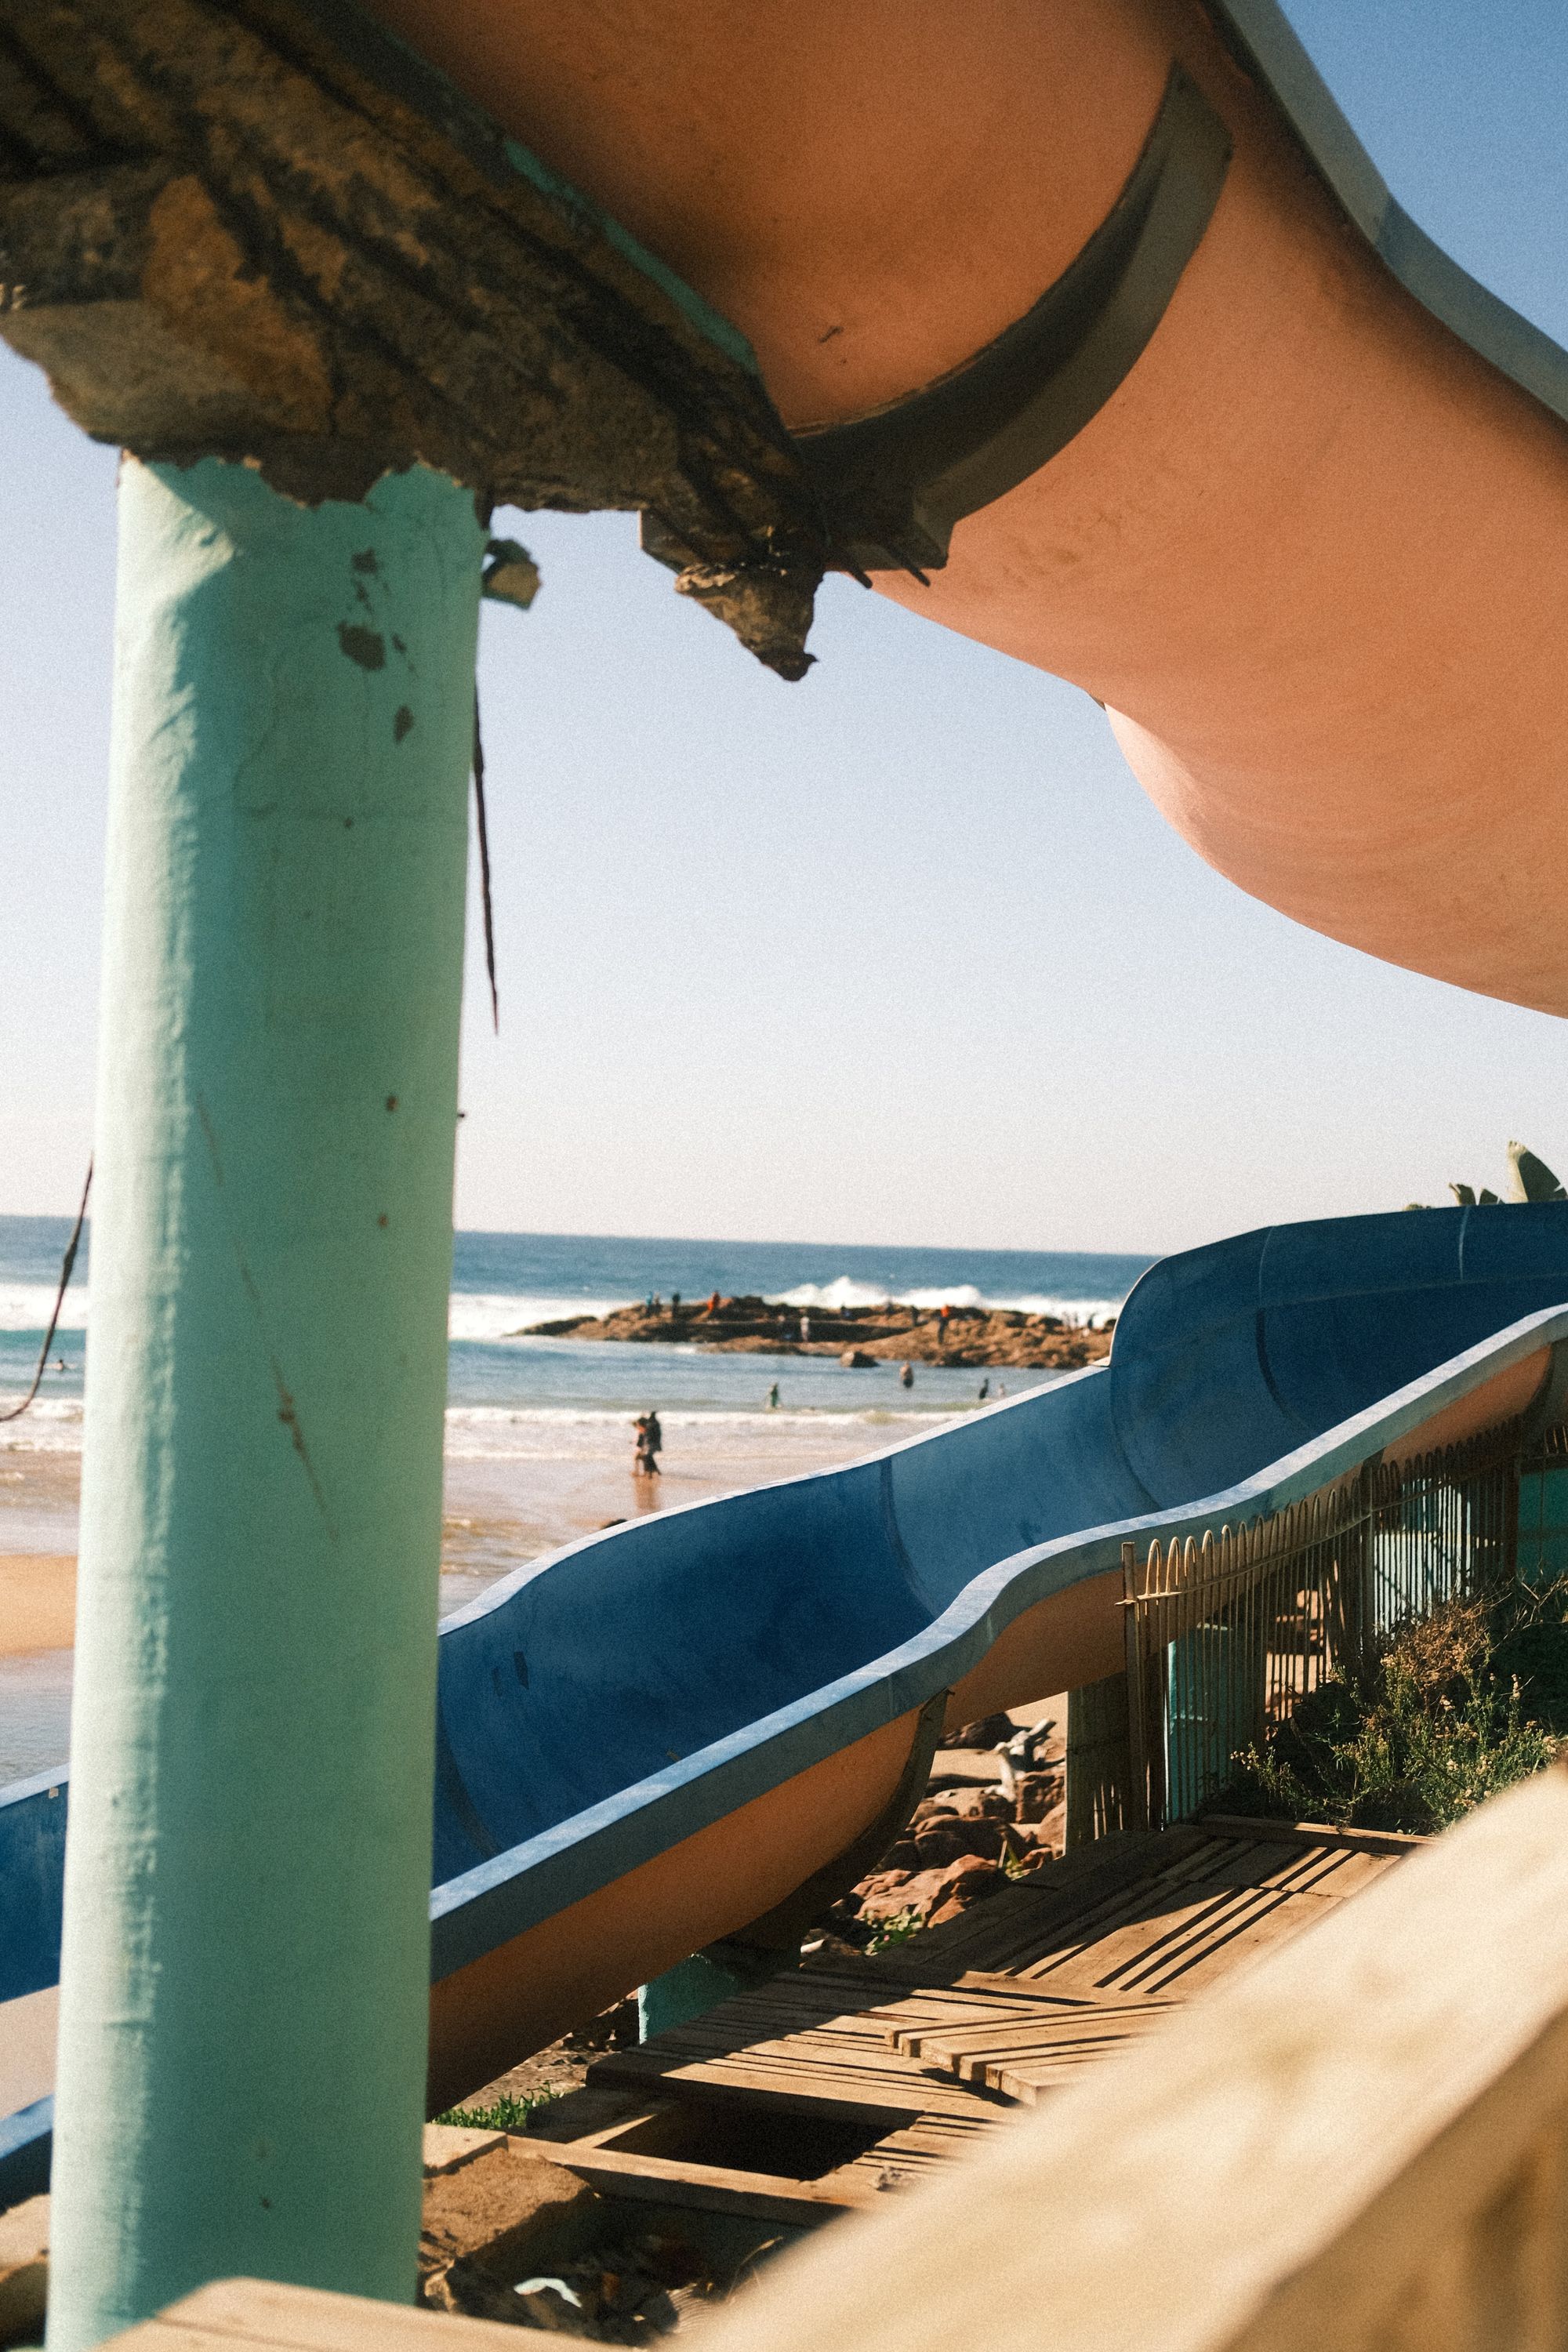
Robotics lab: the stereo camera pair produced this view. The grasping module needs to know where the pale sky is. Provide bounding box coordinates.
[3,2,1566,1258]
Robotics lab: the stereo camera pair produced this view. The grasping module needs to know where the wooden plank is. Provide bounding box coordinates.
[994,1838,1399,1998]
[1197,1815,1428,1856]
[946,1967,1178,2004]
[858,1830,1210,1980]
[107,2276,534,2349]
[899,2000,1174,2071]
[420,2125,504,2177]
[826,2115,1000,2191]
[510,2136,874,2223]
[591,2045,1000,2122]
[885,1987,1124,2058]
[934,1840,1256,1981]
[1019,1878,1341,1998]
[1185,1839,1400,1900]
[949,2012,1179,2103]
[1123,1890,1352,1998]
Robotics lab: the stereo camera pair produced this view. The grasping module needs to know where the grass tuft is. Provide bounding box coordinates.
[433,2086,559,2132]
[864,1907,924,1953]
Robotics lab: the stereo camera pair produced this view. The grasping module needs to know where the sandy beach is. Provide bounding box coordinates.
[0,1554,74,1656]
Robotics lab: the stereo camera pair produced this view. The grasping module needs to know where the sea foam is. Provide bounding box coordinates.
[441,1403,960,1458]
[769,1276,1119,1324]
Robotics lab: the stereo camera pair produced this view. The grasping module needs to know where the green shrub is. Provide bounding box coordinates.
[1210,1584,1566,1835]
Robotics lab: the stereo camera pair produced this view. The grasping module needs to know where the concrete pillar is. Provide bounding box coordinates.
[47,456,485,2348]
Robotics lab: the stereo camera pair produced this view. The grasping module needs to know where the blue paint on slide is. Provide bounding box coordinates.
[5,1204,1568,2193]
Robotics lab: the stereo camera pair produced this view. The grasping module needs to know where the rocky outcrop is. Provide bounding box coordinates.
[819,1719,1066,1946]
[522,1296,1112,1370]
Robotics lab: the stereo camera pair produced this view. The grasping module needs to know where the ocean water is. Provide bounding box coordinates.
[0,1217,1154,1439]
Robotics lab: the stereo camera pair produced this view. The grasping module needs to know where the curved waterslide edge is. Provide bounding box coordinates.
[2,1298,1563,2202]
[791,0,1568,581]
[340,0,1568,488]
[1205,0,1568,431]
[289,0,1568,581]
[429,1298,1568,1980]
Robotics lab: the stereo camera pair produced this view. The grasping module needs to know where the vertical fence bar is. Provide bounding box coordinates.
[1121,1541,1150,1834]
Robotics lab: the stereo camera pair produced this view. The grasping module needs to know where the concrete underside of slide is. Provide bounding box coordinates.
[361,0,1568,1016]
[6,1203,1568,2152]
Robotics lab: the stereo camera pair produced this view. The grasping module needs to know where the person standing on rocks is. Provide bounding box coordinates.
[800,1312,811,1345]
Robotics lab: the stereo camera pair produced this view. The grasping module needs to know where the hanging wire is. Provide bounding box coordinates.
[1,1159,93,1423]
[472,689,499,1033]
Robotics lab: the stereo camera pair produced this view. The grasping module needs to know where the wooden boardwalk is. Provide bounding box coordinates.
[519,1817,1420,2222]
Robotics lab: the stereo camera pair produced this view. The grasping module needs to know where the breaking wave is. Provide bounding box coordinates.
[441,1403,961,1459]
[768,1276,1120,1325]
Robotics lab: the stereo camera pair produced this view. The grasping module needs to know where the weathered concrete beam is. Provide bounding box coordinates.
[0,0,826,677]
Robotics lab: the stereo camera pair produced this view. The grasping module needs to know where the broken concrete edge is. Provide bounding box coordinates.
[290,0,763,384]
[481,539,541,612]
[0,0,827,680]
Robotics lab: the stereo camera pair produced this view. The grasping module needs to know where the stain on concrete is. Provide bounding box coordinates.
[337,622,386,670]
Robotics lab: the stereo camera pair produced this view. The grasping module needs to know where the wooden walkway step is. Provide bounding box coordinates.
[556,1821,1420,2215]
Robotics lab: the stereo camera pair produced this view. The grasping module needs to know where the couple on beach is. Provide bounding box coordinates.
[633,1410,662,1478]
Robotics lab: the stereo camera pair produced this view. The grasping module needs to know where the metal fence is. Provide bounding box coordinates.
[1070,1416,1561,1837]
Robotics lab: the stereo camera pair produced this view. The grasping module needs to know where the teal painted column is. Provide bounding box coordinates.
[47,457,485,2349]
[637,1941,786,2042]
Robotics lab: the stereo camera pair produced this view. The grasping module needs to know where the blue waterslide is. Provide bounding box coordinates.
[5,1203,1568,2193]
